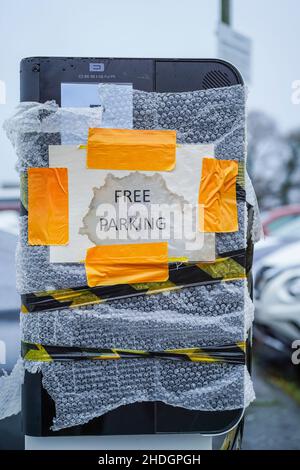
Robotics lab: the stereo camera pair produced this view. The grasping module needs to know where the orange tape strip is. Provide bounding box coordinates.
[198,158,238,233]
[28,168,69,245]
[86,128,176,171]
[85,242,169,287]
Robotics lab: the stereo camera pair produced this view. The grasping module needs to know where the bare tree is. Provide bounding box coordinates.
[247,111,292,210]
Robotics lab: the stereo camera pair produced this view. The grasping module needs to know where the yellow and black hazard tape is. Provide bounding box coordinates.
[20,172,28,216]
[21,341,246,365]
[21,250,247,313]
[236,163,246,202]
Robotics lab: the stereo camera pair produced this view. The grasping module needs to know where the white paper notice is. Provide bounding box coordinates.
[49,144,215,263]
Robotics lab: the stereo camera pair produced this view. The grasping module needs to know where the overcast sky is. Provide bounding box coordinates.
[0,0,300,183]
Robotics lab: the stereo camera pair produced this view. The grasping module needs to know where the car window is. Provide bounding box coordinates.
[269,215,300,237]
[267,214,300,234]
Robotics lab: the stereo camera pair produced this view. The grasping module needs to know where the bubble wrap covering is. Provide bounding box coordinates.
[0,359,23,420]
[5,85,248,294]
[21,280,254,349]
[4,84,257,430]
[30,361,252,432]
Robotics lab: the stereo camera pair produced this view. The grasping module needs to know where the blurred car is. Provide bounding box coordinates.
[0,215,22,450]
[263,205,300,236]
[0,186,19,213]
[254,238,300,363]
[0,226,19,371]
[0,210,19,236]
[255,207,300,262]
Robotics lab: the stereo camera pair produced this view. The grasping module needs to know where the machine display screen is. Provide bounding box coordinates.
[61,82,132,108]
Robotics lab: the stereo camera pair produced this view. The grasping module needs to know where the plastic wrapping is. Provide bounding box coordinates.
[29,361,253,431]
[8,85,247,294]
[17,215,246,294]
[3,102,102,172]
[245,171,263,243]
[98,83,133,129]
[21,280,253,349]
[3,83,258,430]
[0,359,24,420]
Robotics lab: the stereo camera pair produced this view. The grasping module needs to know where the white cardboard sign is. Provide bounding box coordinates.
[49,144,215,263]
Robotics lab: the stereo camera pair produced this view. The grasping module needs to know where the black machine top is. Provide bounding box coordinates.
[20,57,243,104]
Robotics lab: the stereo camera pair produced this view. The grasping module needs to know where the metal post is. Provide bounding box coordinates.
[221,0,231,25]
